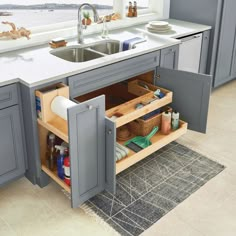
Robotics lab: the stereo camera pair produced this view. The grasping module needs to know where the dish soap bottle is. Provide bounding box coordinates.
[55,145,66,179]
[101,16,109,38]
[47,133,56,170]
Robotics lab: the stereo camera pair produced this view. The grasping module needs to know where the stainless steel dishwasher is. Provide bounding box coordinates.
[178,33,203,73]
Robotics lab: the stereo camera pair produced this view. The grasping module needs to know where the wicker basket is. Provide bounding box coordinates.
[129,107,172,136]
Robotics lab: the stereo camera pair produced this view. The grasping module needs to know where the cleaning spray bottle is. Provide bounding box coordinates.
[55,145,66,179]
[63,149,70,186]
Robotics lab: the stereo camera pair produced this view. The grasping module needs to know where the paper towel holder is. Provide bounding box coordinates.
[35,83,69,123]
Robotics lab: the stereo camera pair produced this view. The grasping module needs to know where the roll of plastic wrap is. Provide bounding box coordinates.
[51,96,77,120]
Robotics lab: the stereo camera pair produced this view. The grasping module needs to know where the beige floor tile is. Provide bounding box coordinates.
[175,191,236,236]
[141,212,205,236]
[0,218,17,236]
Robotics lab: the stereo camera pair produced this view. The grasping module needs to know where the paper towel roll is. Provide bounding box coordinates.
[51,96,77,120]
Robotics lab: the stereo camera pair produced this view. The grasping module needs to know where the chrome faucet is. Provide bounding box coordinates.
[77,3,99,44]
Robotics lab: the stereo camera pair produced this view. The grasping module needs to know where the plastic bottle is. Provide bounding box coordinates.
[64,149,70,186]
[171,111,180,130]
[47,133,56,170]
[55,145,67,179]
[161,111,171,135]
[101,16,109,39]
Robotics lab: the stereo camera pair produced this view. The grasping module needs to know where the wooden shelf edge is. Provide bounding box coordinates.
[37,119,68,143]
[115,94,173,128]
[116,121,188,174]
[41,165,71,193]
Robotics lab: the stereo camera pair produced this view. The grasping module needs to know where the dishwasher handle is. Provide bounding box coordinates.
[180,33,202,43]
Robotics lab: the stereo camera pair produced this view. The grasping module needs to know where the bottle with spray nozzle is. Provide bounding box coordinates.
[55,145,67,179]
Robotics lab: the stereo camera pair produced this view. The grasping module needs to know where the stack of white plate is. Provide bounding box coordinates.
[146,21,172,33]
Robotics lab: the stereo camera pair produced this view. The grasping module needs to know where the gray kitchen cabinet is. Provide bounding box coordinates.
[33,48,212,208]
[170,0,236,87]
[214,0,236,86]
[160,45,179,70]
[0,105,26,186]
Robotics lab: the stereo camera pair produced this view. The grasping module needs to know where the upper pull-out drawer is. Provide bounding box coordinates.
[0,84,18,110]
[74,79,172,128]
[68,51,160,98]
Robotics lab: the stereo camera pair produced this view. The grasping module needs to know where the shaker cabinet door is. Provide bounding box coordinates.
[68,95,106,208]
[155,67,212,133]
[160,45,179,70]
[0,106,25,186]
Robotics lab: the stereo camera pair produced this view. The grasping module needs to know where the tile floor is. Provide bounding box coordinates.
[0,80,235,236]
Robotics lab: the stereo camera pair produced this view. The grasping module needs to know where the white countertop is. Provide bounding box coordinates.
[0,19,211,87]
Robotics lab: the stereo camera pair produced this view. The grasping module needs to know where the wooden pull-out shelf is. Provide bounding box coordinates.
[75,80,173,128]
[116,120,188,174]
[42,165,71,193]
[38,117,68,143]
[38,122,71,193]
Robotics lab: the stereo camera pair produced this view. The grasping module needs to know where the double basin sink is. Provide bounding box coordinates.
[50,40,123,63]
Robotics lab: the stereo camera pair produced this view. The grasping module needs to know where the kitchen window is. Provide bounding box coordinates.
[0,0,169,53]
[0,0,152,29]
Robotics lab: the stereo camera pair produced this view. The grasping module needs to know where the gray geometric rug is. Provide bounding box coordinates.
[87,142,225,236]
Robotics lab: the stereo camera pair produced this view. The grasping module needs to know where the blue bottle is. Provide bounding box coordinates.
[55,145,66,179]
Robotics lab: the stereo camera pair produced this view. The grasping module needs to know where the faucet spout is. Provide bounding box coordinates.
[77,3,99,44]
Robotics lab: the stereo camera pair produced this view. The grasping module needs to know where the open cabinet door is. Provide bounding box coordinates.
[68,95,105,208]
[105,118,116,194]
[156,68,212,133]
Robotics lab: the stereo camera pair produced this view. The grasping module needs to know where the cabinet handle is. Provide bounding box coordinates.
[107,130,112,135]
[194,35,201,39]
[87,105,93,110]
[155,75,160,80]
[204,36,209,40]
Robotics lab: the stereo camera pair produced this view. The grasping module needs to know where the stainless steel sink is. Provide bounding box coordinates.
[50,46,104,63]
[89,40,120,55]
[50,40,127,63]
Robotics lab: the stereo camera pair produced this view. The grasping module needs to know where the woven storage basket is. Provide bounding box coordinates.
[129,107,172,136]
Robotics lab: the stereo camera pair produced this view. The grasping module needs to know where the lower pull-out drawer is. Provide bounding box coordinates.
[116,119,188,174]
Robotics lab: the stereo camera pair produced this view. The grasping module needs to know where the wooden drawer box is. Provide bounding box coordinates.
[74,79,173,127]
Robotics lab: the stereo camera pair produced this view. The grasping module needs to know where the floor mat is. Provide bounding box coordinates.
[87,142,225,236]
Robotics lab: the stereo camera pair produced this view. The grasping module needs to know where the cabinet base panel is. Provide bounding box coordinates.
[42,165,71,193]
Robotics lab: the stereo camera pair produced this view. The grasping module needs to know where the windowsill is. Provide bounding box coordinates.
[0,13,164,54]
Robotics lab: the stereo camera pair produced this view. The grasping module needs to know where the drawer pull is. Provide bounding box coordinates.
[107,130,112,135]
[87,105,93,110]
